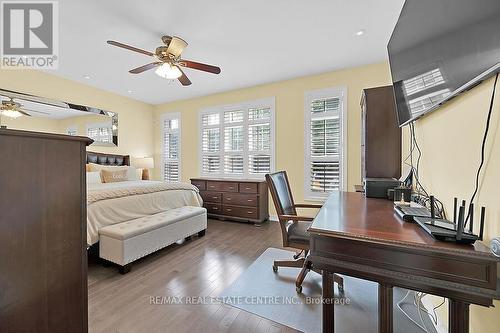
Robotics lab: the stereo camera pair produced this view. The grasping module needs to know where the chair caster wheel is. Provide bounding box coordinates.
[272,265,278,273]
[296,285,303,294]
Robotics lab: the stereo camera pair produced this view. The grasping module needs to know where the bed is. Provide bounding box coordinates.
[86,152,203,246]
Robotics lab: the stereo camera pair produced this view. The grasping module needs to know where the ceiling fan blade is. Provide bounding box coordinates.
[177,68,192,86]
[18,110,32,117]
[166,36,188,58]
[129,62,162,74]
[21,108,50,115]
[179,60,221,74]
[107,40,154,57]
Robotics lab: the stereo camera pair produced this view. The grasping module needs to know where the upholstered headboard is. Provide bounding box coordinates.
[86,151,130,166]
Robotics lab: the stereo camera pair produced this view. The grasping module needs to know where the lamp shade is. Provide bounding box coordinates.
[134,157,154,169]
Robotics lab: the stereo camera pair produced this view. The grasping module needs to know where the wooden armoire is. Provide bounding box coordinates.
[0,129,92,333]
[361,86,402,180]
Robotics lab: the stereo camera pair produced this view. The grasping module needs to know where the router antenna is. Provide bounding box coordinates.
[453,198,458,224]
[479,207,485,241]
[469,203,474,233]
[457,206,465,241]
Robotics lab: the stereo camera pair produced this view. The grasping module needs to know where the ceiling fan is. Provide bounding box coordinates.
[0,98,50,118]
[106,35,221,86]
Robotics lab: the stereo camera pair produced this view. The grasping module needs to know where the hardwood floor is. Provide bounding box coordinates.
[88,219,300,333]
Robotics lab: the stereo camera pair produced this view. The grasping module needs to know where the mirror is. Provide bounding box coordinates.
[0,88,118,147]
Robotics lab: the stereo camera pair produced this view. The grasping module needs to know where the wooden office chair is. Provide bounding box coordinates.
[266,171,344,293]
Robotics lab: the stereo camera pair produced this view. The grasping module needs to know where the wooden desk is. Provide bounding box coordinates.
[308,192,499,333]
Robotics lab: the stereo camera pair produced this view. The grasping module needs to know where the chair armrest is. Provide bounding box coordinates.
[294,203,323,209]
[278,214,314,222]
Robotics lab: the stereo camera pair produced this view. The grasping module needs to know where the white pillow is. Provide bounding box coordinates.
[86,171,102,185]
[88,163,139,181]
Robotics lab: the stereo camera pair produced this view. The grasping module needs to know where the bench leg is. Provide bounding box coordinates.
[198,229,206,237]
[119,264,131,275]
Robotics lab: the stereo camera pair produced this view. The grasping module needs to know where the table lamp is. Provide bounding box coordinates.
[135,157,154,180]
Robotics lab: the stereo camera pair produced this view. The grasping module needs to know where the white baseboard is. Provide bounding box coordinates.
[269,215,278,222]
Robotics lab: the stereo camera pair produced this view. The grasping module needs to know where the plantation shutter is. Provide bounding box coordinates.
[201,112,221,174]
[248,108,271,174]
[163,117,180,181]
[308,96,343,195]
[199,98,274,178]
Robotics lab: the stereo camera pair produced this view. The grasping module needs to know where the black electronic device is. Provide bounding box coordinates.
[414,196,485,245]
[364,178,401,199]
[394,204,431,222]
[388,0,500,126]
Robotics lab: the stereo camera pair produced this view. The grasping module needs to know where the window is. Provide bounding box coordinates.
[304,87,347,199]
[161,113,181,181]
[87,122,112,143]
[199,98,275,178]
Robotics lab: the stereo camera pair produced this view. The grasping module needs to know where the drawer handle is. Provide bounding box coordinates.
[247,211,254,214]
[213,207,218,210]
[247,199,253,202]
[227,198,232,201]
[229,187,235,190]
[209,185,215,188]
[226,208,232,212]
[212,196,218,199]
[245,187,252,190]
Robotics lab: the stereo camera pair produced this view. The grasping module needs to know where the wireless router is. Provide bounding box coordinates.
[414,197,485,245]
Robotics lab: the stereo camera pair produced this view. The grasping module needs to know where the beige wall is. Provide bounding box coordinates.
[153,62,393,205]
[3,62,498,332]
[411,76,500,333]
[0,69,154,160]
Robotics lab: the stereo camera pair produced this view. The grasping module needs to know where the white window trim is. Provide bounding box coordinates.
[198,97,275,179]
[160,112,181,181]
[304,87,348,200]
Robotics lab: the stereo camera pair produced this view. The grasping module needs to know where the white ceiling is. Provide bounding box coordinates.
[48,0,405,105]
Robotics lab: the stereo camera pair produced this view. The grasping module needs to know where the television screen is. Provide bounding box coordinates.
[388,0,500,126]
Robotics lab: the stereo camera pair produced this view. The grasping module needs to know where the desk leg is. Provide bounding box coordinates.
[322,271,334,333]
[449,300,469,333]
[378,283,393,333]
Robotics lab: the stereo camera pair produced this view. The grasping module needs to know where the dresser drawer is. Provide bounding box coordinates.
[222,182,239,192]
[204,203,222,214]
[239,182,258,193]
[222,205,258,219]
[191,180,206,191]
[223,193,258,207]
[201,191,222,203]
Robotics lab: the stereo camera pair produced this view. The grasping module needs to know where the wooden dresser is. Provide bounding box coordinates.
[191,178,269,224]
[0,129,92,333]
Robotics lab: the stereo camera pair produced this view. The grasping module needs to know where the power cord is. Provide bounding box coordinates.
[465,72,499,228]
[408,121,446,219]
[397,290,446,333]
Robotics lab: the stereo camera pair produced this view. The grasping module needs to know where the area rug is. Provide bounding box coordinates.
[219,247,437,333]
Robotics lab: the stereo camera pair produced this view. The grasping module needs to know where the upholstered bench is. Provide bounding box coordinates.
[99,206,207,274]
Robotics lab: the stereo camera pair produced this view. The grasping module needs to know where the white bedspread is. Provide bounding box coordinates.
[87,180,203,245]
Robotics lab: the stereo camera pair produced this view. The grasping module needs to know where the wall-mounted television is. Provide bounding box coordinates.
[388,0,500,127]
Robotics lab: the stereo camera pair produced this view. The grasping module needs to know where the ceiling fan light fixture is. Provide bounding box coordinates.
[1,109,23,118]
[155,63,182,79]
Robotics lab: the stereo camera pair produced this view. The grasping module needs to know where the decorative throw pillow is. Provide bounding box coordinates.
[88,163,139,181]
[86,171,102,185]
[101,169,129,183]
